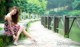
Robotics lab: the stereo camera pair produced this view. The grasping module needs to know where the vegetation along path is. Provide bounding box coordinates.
[8,21,80,47]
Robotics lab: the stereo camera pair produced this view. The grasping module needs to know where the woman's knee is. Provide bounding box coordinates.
[17,25,24,34]
[20,25,25,30]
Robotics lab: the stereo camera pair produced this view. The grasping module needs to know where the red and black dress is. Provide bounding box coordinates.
[4,20,20,36]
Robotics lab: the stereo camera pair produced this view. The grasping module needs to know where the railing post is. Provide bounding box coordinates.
[54,16,59,33]
[42,17,44,25]
[43,17,45,26]
[41,16,48,28]
[64,16,69,38]
[47,16,52,29]
[41,16,43,25]
[45,17,48,28]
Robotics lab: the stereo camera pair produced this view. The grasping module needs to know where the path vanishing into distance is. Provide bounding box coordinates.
[8,21,80,47]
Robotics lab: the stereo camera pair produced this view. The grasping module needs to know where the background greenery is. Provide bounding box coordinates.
[0,0,47,21]
[0,0,80,46]
[0,0,80,20]
[46,0,80,16]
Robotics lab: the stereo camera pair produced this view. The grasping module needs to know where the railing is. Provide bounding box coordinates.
[41,16,80,38]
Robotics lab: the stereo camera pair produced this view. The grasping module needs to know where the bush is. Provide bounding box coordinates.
[0,28,3,30]
[67,10,80,16]
[20,12,29,20]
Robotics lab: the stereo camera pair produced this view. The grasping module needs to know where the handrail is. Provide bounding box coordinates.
[41,16,80,18]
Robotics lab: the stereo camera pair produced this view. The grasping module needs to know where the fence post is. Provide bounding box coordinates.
[45,17,48,28]
[64,16,69,38]
[41,17,43,25]
[54,16,59,33]
[41,16,48,28]
[47,16,52,29]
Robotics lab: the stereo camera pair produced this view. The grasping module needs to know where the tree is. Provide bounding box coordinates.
[27,0,47,15]
[8,0,47,15]
[71,0,80,10]
[0,0,6,21]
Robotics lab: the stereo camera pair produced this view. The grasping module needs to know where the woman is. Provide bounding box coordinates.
[4,6,36,45]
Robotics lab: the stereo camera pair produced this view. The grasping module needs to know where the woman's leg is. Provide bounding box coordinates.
[14,26,31,42]
[13,25,23,43]
[14,25,36,45]
[21,26,32,39]
[21,26,36,43]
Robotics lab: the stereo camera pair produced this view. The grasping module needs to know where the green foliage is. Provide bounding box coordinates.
[72,0,80,10]
[27,0,47,15]
[0,28,3,30]
[0,0,47,21]
[55,10,69,16]
[0,36,13,47]
[0,38,3,47]
[67,10,80,16]
[69,20,80,42]
[48,10,56,15]
[20,12,29,20]
[8,0,47,15]
[0,0,6,20]
[47,0,71,9]
[47,0,80,16]
[48,9,69,16]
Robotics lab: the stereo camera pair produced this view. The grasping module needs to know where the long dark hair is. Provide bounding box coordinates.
[10,6,20,24]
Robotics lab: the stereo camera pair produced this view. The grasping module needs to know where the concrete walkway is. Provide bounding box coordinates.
[8,21,80,47]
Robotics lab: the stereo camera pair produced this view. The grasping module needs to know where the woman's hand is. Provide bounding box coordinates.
[13,35,17,40]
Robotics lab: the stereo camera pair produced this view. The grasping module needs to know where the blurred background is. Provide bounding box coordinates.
[0,0,80,47]
[0,0,80,20]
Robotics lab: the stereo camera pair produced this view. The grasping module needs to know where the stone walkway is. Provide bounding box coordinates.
[8,21,80,47]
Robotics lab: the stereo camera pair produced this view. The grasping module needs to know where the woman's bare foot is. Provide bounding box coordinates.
[13,41,18,46]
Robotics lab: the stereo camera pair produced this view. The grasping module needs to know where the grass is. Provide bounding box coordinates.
[58,21,64,36]
[0,28,3,30]
[58,20,80,42]
[69,22,80,42]
[45,19,80,42]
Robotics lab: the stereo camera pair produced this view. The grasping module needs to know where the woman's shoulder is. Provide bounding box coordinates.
[4,14,11,20]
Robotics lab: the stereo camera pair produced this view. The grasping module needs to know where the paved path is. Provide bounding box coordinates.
[8,21,80,47]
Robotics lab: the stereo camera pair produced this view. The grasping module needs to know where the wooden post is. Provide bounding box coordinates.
[64,16,69,38]
[41,16,44,26]
[41,17,43,25]
[47,16,52,29]
[41,16,48,28]
[43,17,45,26]
[45,17,48,28]
[54,17,59,33]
